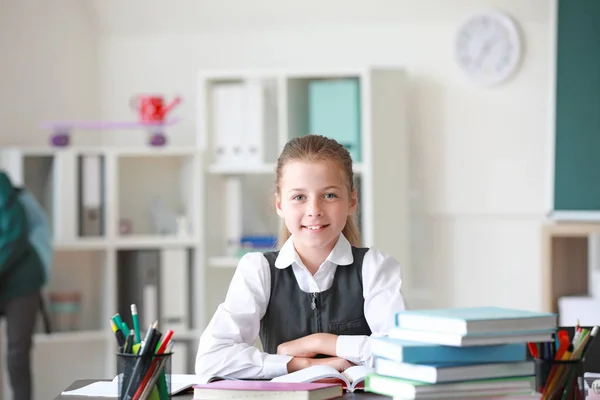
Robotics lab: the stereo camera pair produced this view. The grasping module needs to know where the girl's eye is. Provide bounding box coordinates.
[324,193,338,199]
[292,195,306,201]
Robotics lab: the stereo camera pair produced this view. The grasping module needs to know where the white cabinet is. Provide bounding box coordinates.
[0,146,203,400]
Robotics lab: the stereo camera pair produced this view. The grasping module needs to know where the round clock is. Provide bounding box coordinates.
[454,10,523,86]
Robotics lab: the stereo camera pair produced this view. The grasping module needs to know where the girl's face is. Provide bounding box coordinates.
[276,160,357,257]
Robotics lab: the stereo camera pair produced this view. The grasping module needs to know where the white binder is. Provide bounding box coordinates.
[159,249,189,332]
[211,83,245,166]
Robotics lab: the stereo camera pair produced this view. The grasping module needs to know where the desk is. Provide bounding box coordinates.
[54,380,392,400]
[541,222,600,312]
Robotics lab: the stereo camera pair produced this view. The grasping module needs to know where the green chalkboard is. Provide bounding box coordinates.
[554,0,600,212]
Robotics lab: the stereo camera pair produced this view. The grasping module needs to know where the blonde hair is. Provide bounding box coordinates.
[275,134,361,248]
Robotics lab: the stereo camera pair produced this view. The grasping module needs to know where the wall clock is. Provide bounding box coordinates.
[454,10,523,86]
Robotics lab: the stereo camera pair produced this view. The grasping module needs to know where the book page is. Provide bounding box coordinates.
[342,366,375,391]
[62,381,117,397]
[271,365,348,386]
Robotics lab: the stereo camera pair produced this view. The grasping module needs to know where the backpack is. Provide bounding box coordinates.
[16,188,53,283]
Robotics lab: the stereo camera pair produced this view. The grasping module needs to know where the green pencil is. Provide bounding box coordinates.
[131,304,141,344]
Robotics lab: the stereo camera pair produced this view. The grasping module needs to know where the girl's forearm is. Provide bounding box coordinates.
[315,333,339,356]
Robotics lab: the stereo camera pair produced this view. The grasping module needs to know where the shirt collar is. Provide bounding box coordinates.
[274,233,354,269]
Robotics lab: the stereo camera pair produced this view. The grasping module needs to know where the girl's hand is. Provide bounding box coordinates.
[314,356,355,372]
[277,333,338,357]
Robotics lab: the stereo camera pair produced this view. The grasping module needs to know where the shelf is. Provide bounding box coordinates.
[113,147,201,157]
[40,118,181,131]
[115,235,199,249]
[34,330,109,344]
[54,236,201,250]
[54,238,109,251]
[209,257,240,268]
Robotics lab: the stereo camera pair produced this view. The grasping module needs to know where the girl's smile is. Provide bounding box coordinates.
[302,224,330,232]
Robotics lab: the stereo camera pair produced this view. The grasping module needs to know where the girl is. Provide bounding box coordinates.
[195,134,406,380]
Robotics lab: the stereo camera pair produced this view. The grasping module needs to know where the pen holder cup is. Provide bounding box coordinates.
[117,352,172,400]
[534,358,584,399]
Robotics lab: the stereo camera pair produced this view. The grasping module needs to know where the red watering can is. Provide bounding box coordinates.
[130,95,182,123]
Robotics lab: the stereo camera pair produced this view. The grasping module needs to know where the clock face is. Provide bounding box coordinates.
[454,10,522,86]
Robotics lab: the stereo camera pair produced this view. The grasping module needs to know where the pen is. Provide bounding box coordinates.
[581,325,599,357]
[112,313,129,338]
[131,304,141,344]
[527,342,539,358]
[124,330,135,354]
[122,321,130,337]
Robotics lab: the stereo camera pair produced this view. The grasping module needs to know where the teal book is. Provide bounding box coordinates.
[308,78,361,162]
[395,307,557,335]
[371,337,527,364]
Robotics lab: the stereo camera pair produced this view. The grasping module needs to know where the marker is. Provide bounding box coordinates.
[110,319,126,351]
[111,313,128,337]
[131,304,141,344]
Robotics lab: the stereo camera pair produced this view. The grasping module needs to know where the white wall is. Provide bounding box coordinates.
[93,0,555,311]
[0,2,102,399]
[0,0,100,147]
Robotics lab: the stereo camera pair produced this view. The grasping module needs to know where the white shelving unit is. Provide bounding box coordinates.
[0,146,204,400]
[196,66,415,323]
[0,66,415,400]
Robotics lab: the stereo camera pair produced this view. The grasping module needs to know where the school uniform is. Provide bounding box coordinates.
[195,233,405,380]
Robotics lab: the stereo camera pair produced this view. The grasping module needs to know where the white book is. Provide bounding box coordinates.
[374,358,534,384]
[387,327,554,347]
[395,307,557,335]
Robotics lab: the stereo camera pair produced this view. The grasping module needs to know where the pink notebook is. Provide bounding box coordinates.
[193,381,343,399]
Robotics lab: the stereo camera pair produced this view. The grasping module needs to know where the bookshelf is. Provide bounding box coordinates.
[196,66,419,321]
[0,146,203,400]
[0,66,419,400]
[541,222,600,313]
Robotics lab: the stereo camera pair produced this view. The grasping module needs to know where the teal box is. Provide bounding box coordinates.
[308,78,361,162]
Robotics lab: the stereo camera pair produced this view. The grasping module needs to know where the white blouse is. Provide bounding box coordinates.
[195,234,406,380]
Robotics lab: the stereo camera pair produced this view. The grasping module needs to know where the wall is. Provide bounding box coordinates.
[0,0,100,147]
[0,2,102,399]
[93,0,556,311]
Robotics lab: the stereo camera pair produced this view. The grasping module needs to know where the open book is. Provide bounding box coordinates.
[270,365,374,392]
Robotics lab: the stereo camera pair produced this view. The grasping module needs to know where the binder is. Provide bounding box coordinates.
[308,78,362,162]
[117,250,160,329]
[159,249,189,332]
[211,83,245,166]
[78,154,104,236]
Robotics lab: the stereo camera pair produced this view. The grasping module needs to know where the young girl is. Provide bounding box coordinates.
[195,134,406,380]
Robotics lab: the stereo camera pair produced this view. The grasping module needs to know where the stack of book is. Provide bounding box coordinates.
[365,306,558,399]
